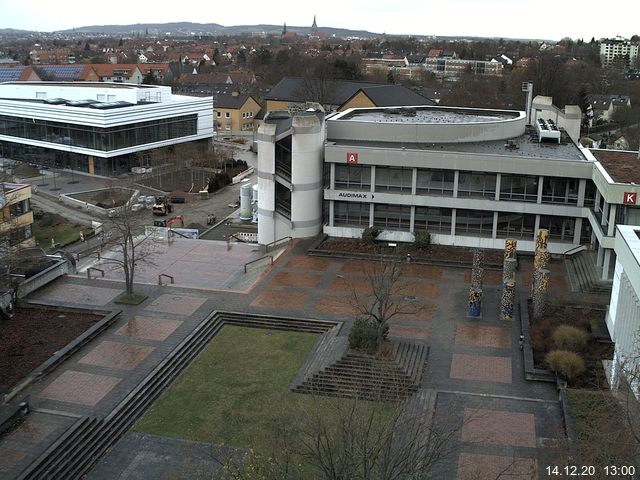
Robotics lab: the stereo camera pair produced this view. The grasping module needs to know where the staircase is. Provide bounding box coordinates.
[565,251,612,295]
[293,342,429,401]
[17,312,340,480]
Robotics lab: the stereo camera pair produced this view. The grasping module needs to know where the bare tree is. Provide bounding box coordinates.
[351,260,420,350]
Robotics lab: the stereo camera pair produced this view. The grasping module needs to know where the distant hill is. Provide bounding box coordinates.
[62,21,378,38]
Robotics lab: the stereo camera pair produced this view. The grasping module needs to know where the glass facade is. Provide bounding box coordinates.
[541,177,578,205]
[375,167,413,193]
[457,171,497,198]
[334,201,370,226]
[455,209,494,236]
[539,215,575,241]
[0,114,197,152]
[500,174,538,202]
[335,164,371,190]
[496,212,536,239]
[414,207,452,233]
[416,168,454,195]
[373,204,411,230]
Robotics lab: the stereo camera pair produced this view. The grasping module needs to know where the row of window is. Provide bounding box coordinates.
[215,111,255,118]
[333,201,581,242]
[334,165,584,205]
[0,115,197,152]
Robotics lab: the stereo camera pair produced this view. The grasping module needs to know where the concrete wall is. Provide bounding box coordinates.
[531,96,581,143]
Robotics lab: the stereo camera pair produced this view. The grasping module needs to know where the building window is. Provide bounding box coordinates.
[414,207,452,233]
[335,164,371,190]
[457,171,497,198]
[496,212,536,239]
[455,209,494,236]
[373,204,411,230]
[541,177,578,205]
[539,215,575,241]
[375,167,413,193]
[216,111,221,118]
[275,182,291,219]
[500,174,538,202]
[416,169,454,196]
[225,112,230,118]
[334,201,370,226]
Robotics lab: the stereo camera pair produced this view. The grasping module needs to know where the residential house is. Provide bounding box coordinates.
[338,85,436,111]
[0,66,41,82]
[265,77,435,113]
[590,94,632,123]
[214,92,261,134]
[30,64,99,82]
[92,64,144,84]
[600,37,639,68]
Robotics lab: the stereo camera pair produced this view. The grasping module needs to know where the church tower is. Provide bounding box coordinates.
[311,15,318,36]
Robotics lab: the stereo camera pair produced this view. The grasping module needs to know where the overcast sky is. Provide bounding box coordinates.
[0,0,637,41]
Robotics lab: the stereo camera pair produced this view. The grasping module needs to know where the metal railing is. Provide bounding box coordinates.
[563,244,587,260]
[244,255,273,273]
[265,236,292,253]
[158,273,174,286]
[87,267,104,279]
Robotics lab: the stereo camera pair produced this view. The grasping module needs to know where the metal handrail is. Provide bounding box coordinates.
[265,236,292,253]
[87,267,104,279]
[244,255,273,273]
[158,273,174,285]
[563,244,587,259]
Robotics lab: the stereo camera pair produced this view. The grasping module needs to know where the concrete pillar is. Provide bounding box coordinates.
[369,203,374,227]
[330,162,335,189]
[602,249,612,281]
[468,288,482,318]
[596,244,604,267]
[453,170,460,198]
[537,176,544,203]
[533,269,550,321]
[577,179,586,207]
[409,206,415,232]
[534,215,540,242]
[87,156,94,175]
[370,165,376,193]
[495,173,501,201]
[492,211,498,239]
[411,167,417,195]
[451,209,457,237]
[608,204,617,237]
[573,217,583,245]
[329,201,335,227]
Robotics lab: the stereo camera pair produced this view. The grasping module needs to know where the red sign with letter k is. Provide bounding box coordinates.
[623,192,637,205]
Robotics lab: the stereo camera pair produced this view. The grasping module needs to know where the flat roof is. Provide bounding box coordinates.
[330,129,588,162]
[590,149,640,184]
[0,81,156,90]
[334,105,520,124]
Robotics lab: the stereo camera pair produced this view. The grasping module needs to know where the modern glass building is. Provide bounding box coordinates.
[0,82,213,176]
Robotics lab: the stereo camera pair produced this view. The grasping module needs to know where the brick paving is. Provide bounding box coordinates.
[270,271,323,289]
[463,269,505,285]
[450,353,512,383]
[79,340,155,371]
[144,294,208,316]
[454,325,511,349]
[4,420,58,444]
[250,289,307,310]
[38,370,122,406]
[114,316,183,341]
[461,408,537,448]
[3,237,581,479]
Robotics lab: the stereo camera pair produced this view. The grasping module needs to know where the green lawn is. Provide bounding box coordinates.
[33,222,91,252]
[134,325,319,451]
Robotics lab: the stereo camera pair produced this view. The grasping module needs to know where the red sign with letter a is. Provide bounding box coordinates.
[623,192,637,205]
[346,152,358,164]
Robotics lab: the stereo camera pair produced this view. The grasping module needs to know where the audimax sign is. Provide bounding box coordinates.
[337,192,372,199]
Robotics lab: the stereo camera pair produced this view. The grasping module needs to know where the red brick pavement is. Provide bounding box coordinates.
[270,271,323,289]
[115,316,183,341]
[463,269,505,285]
[388,324,429,341]
[462,408,536,448]
[39,371,121,406]
[328,276,373,294]
[339,259,379,274]
[450,353,512,383]
[454,325,511,349]
[399,264,444,280]
[285,256,331,271]
[393,304,435,323]
[79,340,155,371]
[250,290,307,310]
[315,295,359,316]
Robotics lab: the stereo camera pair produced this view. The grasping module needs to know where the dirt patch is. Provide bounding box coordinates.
[529,303,612,389]
[318,238,504,265]
[68,188,133,208]
[0,307,102,392]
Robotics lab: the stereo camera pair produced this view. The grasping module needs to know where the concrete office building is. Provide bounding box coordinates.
[606,225,640,395]
[257,105,640,280]
[0,82,214,176]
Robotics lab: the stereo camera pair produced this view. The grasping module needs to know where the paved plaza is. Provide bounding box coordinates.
[0,238,580,479]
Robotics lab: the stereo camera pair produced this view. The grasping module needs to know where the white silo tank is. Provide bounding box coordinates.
[239,183,252,221]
